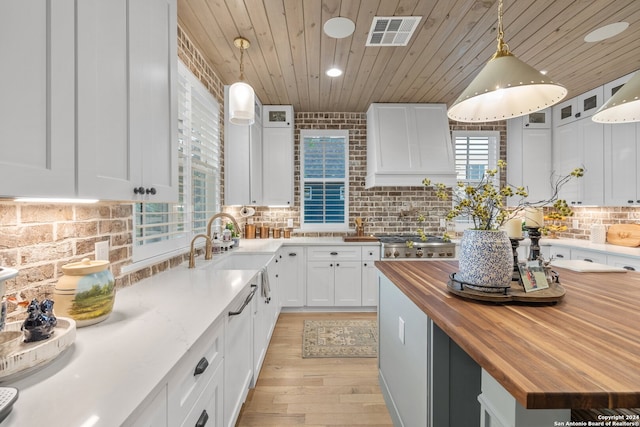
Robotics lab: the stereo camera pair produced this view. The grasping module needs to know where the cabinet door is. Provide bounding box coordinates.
[128,0,178,202]
[252,286,269,383]
[576,86,604,120]
[553,98,578,126]
[571,249,605,264]
[306,262,334,306]
[249,113,263,204]
[361,261,379,306]
[604,122,639,205]
[607,254,640,272]
[549,246,571,260]
[552,122,580,203]
[334,261,362,306]
[262,127,294,206]
[126,384,168,427]
[0,0,75,198]
[76,0,133,200]
[180,364,224,427]
[521,128,552,202]
[279,247,305,307]
[522,108,550,129]
[579,120,604,205]
[263,105,293,128]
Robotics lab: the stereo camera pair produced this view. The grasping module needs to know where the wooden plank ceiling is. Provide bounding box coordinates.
[178,0,640,113]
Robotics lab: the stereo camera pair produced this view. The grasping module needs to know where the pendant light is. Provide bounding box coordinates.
[447,0,567,123]
[592,72,640,123]
[228,37,255,125]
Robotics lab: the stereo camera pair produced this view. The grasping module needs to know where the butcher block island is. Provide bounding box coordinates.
[375,260,640,427]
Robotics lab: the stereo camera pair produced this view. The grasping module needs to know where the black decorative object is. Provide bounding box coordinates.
[527,226,542,260]
[21,298,57,343]
[509,237,524,281]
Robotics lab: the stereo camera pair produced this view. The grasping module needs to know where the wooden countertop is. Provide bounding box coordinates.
[375,260,640,410]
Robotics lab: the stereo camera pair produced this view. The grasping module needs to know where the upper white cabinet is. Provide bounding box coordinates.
[78,0,178,202]
[506,110,552,205]
[0,0,76,198]
[553,86,604,126]
[224,102,294,207]
[225,89,263,205]
[0,0,178,201]
[522,109,550,129]
[366,103,456,188]
[263,105,293,128]
[552,116,604,205]
[604,122,640,205]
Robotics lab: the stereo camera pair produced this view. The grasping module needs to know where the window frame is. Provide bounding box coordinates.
[451,130,500,230]
[299,129,350,232]
[128,61,221,269]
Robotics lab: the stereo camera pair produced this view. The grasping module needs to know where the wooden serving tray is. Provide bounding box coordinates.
[447,274,565,304]
[0,317,76,382]
[343,235,379,242]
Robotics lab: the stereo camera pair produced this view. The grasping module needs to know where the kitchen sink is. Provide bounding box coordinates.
[207,253,273,270]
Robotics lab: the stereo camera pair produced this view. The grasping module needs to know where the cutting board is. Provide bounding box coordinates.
[550,259,627,273]
[607,224,640,247]
[343,235,379,242]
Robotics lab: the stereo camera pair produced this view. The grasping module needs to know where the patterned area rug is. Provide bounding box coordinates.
[302,319,378,358]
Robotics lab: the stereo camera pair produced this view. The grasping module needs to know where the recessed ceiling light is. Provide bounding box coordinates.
[323,17,355,39]
[584,22,629,42]
[326,68,343,77]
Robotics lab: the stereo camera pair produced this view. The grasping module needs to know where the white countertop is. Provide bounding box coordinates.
[539,237,640,258]
[0,237,379,426]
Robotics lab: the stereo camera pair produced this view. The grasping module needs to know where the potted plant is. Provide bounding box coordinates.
[226,222,240,247]
[423,160,583,291]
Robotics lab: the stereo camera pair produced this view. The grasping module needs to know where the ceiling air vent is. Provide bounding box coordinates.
[366,16,422,46]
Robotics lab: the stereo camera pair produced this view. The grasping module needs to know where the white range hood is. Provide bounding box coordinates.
[366,103,456,188]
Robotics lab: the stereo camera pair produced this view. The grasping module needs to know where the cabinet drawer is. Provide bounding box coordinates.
[571,249,605,264]
[606,254,640,272]
[307,246,361,261]
[549,246,571,260]
[361,246,381,261]
[169,316,224,425]
[180,362,224,427]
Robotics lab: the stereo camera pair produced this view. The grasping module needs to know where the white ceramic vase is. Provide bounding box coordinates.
[457,229,513,291]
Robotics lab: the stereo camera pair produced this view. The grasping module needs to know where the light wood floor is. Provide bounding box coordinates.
[236,312,394,427]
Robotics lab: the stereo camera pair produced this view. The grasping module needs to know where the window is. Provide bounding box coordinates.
[451,131,499,226]
[300,130,349,231]
[132,61,220,264]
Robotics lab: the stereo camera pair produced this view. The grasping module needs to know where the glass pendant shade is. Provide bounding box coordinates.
[447,53,567,122]
[229,81,255,125]
[592,72,640,123]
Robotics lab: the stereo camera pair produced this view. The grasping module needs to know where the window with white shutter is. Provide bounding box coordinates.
[300,130,349,231]
[132,61,220,264]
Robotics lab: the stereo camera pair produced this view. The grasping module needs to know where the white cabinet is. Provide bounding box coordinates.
[522,109,550,129]
[548,246,571,260]
[306,246,362,306]
[571,249,605,264]
[262,125,294,206]
[606,254,640,272]
[126,385,168,427]
[253,255,279,383]
[366,103,456,188]
[225,90,263,205]
[180,364,224,427]
[78,0,178,202]
[553,86,604,126]
[168,316,224,426]
[552,117,604,205]
[0,0,177,201]
[361,246,381,306]
[604,122,640,205]
[507,112,552,204]
[0,0,76,198]
[224,284,256,427]
[278,247,306,307]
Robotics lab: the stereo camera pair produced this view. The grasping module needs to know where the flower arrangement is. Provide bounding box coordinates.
[542,199,574,237]
[422,160,584,231]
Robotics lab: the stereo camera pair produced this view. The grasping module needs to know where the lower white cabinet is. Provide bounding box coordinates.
[362,246,381,306]
[180,364,224,427]
[571,249,605,264]
[126,384,168,427]
[307,260,361,306]
[168,316,225,426]
[224,284,256,427]
[606,254,640,271]
[278,246,306,307]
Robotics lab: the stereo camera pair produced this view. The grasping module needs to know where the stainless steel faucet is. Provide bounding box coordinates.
[188,234,212,268]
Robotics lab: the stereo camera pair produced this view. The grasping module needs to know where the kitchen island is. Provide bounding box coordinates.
[376,260,640,427]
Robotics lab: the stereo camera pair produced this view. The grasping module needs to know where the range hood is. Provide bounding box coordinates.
[366,103,456,188]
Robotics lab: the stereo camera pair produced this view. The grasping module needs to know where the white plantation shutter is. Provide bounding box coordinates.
[301,130,349,230]
[133,61,220,263]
